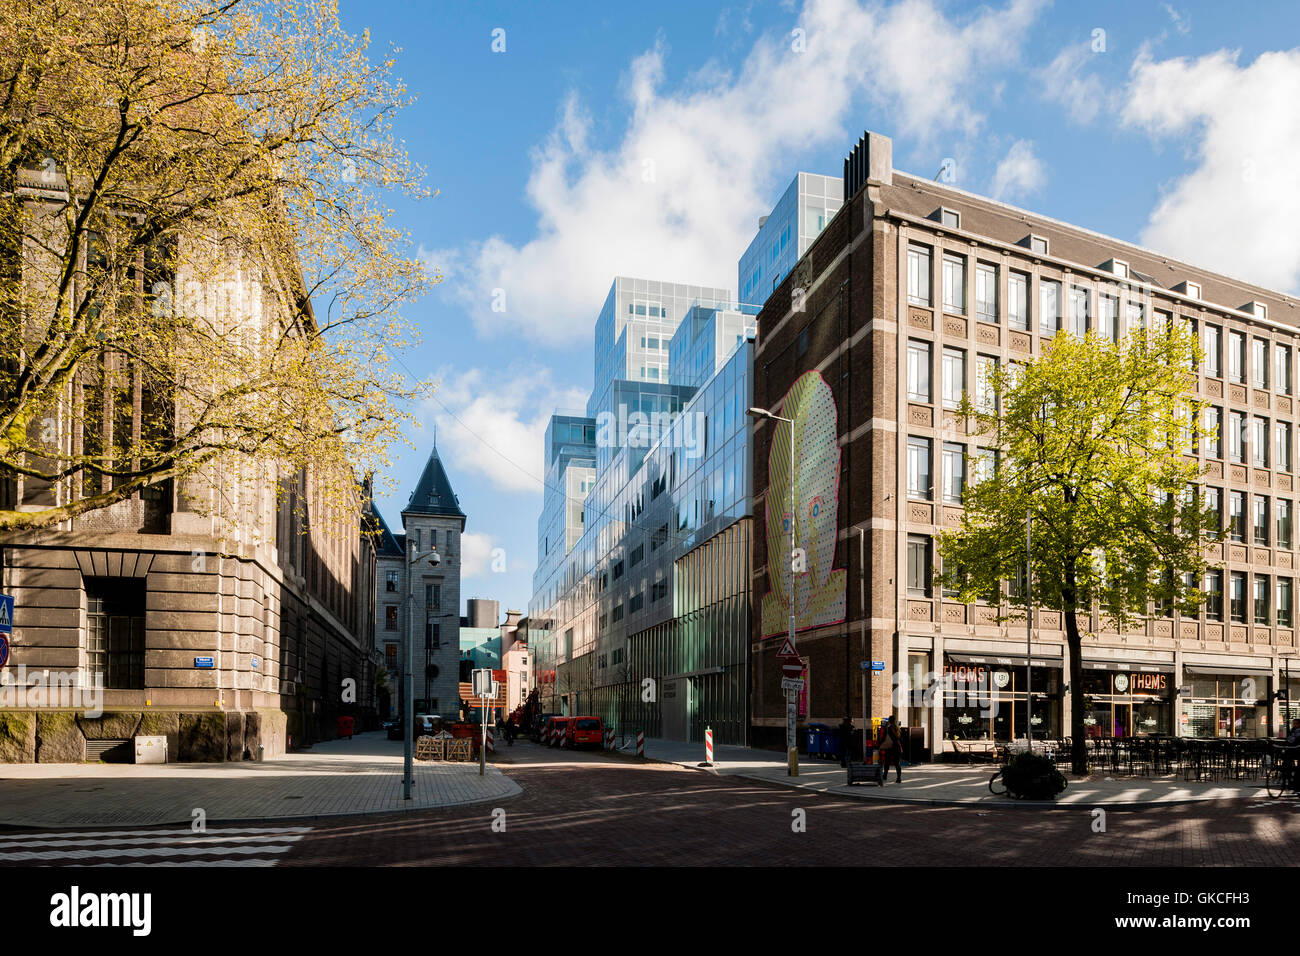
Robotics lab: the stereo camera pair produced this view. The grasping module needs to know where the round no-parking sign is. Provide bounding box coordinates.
[0,635,8,668]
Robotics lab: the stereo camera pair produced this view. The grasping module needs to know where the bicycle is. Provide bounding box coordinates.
[989,768,1008,795]
[1263,743,1300,799]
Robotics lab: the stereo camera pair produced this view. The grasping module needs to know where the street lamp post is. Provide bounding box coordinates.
[405,540,441,800]
[749,405,798,777]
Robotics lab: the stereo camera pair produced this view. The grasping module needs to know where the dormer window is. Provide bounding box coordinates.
[1027,234,1049,256]
[1244,300,1269,321]
[941,208,960,230]
[1101,258,1129,279]
[1173,280,1201,299]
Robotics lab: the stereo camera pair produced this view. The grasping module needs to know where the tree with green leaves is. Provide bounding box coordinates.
[938,325,1219,774]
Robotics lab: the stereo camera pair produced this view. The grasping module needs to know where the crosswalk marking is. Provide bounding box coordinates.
[0,827,311,867]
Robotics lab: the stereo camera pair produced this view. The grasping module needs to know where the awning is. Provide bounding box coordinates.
[945,653,1062,668]
[1082,660,1175,674]
[1183,664,1274,677]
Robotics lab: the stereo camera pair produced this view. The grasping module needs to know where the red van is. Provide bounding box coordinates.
[565,716,604,750]
[544,716,570,748]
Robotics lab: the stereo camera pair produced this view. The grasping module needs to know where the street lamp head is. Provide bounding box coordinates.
[427,548,441,567]
[747,406,773,420]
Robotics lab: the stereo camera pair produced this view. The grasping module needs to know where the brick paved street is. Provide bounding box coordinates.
[277,741,1300,867]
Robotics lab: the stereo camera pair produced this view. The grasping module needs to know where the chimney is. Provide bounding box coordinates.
[843,130,893,202]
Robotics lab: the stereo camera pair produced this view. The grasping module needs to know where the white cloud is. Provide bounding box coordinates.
[420,366,588,494]
[437,0,1046,345]
[1163,4,1190,36]
[1038,42,1109,124]
[460,531,497,578]
[1121,48,1300,294]
[989,139,1045,201]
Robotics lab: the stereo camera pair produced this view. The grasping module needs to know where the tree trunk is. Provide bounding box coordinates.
[1063,603,1087,775]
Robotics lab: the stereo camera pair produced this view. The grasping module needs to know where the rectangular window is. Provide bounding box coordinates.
[1127,301,1146,335]
[1067,285,1090,338]
[1277,421,1292,473]
[385,605,398,630]
[1230,571,1247,623]
[971,447,996,486]
[1254,417,1270,468]
[1204,570,1223,621]
[1205,487,1222,536]
[907,340,932,403]
[975,262,998,323]
[1255,495,1270,546]
[908,244,932,307]
[975,354,998,414]
[907,535,932,597]
[907,437,933,500]
[1253,338,1269,389]
[1204,324,1221,377]
[86,579,145,690]
[942,254,967,315]
[1008,271,1029,330]
[1279,578,1293,628]
[1230,491,1246,542]
[1203,407,1223,459]
[425,582,441,611]
[1229,412,1246,463]
[942,347,965,410]
[1098,294,1119,343]
[629,591,644,613]
[942,443,966,504]
[1229,331,1246,384]
[425,621,439,650]
[1280,499,1293,550]
[1276,345,1292,395]
[1039,279,1060,338]
[385,570,399,592]
[1255,574,1270,625]
[385,643,398,672]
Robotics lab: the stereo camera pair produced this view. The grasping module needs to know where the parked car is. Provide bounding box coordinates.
[544,716,570,748]
[565,716,603,750]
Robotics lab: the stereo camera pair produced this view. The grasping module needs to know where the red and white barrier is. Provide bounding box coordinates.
[704,726,714,766]
[486,727,495,753]
[604,728,615,750]
[636,729,645,757]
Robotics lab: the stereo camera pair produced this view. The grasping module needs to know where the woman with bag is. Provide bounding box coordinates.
[878,715,903,783]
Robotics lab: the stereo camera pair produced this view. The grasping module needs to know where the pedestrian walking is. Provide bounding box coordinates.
[838,715,855,767]
[878,715,903,783]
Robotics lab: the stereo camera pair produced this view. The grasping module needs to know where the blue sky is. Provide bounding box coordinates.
[340,0,1300,618]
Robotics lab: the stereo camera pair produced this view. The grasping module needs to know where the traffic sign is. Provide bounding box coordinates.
[194,656,214,669]
[871,661,886,671]
[782,661,804,678]
[780,677,805,692]
[0,635,8,669]
[776,637,798,660]
[0,593,12,635]
[471,668,493,697]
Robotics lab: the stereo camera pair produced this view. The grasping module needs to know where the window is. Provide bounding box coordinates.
[385,605,398,630]
[1229,491,1246,542]
[1254,417,1270,468]
[425,621,440,650]
[941,208,961,229]
[1203,407,1223,459]
[907,437,933,500]
[651,579,667,603]
[1126,301,1146,335]
[907,340,932,402]
[425,581,441,611]
[1203,325,1221,377]
[1280,499,1294,550]
[1229,331,1246,384]
[907,536,932,597]
[1029,235,1049,255]
[1279,578,1294,628]
[1230,571,1247,623]
[1276,345,1293,395]
[1253,338,1269,389]
[1205,487,1222,535]
[1067,286,1090,338]
[975,262,998,323]
[1278,421,1292,473]
[907,244,932,307]
[1008,271,1029,330]
[1184,281,1201,299]
[1204,570,1223,621]
[86,579,145,690]
[611,602,624,623]
[385,570,399,592]
[629,591,644,613]
[629,543,644,567]
[942,347,965,410]
[1255,495,1270,545]
[385,643,398,672]
[942,254,966,315]
[975,354,998,414]
[1229,412,1246,463]
[1255,574,1270,625]
[1039,279,1060,338]
[942,443,966,504]
[1098,294,1119,343]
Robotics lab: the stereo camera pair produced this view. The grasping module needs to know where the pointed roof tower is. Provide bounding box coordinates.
[403,443,466,519]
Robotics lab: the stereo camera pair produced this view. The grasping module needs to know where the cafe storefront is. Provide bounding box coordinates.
[939,653,1062,741]
[1181,666,1272,738]
[1081,661,1174,738]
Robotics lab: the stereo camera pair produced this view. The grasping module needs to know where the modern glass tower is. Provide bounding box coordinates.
[737,172,843,308]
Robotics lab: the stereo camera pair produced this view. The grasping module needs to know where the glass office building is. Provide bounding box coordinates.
[737,172,843,308]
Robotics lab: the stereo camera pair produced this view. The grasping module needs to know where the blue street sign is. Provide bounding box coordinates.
[0,635,8,668]
[250,656,260,669]
[194,656,215,669]
[0,593,13,635]
[871,661,887,671]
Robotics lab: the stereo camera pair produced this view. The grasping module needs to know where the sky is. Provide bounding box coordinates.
[338,0,1300,620]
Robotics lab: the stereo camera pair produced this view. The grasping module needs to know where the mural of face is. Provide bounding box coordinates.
[761,370,847,637]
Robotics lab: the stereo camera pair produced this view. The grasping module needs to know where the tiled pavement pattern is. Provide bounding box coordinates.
[0,826,312,866]
[277,742,1300,867]
[0,733,520,827]
[635,738,1268,806]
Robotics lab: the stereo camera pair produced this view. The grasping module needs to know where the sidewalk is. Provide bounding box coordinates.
[636,737,1270,806]
[0,731,521,828]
